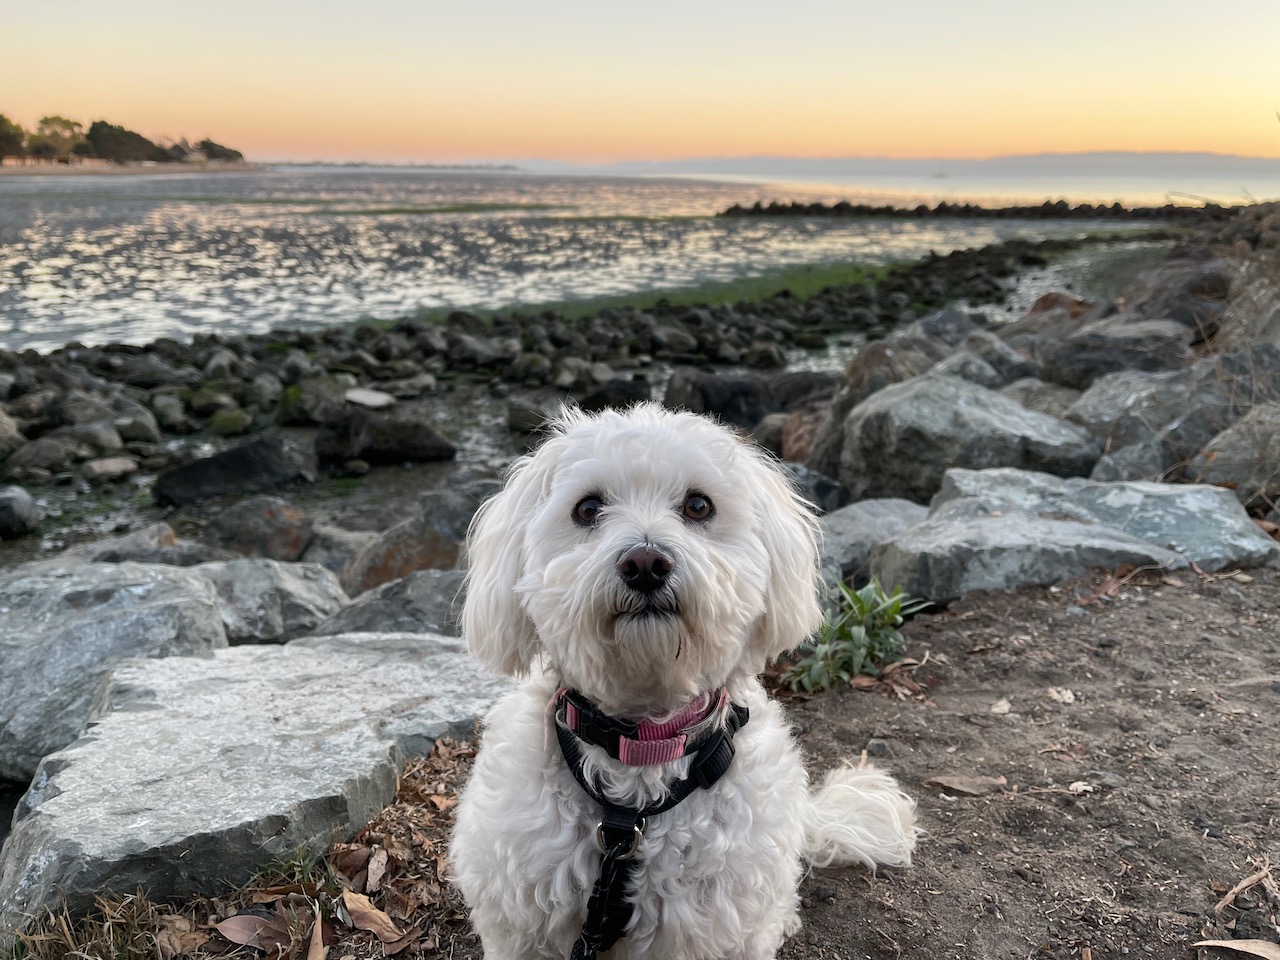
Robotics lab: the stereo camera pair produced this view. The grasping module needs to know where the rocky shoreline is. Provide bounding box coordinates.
[2,204,1280,946]
[719,197,1250,222]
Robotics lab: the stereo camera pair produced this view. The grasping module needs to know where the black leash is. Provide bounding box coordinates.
[556,699,749,960]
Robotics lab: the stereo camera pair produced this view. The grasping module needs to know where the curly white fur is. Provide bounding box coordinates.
[451,404,916,960]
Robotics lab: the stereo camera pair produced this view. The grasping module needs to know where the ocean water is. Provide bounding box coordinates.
[0,166,1153,353]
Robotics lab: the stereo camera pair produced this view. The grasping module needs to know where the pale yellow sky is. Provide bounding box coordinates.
[4,0,1279,162]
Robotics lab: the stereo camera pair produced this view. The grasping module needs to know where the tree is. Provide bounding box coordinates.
[84,120,170,163]
[35,115,85,156]
[196,138,244,162]
[0,114,26,164]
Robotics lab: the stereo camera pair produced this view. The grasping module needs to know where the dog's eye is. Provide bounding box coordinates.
[682,493,714,522]
[573,496,604,526]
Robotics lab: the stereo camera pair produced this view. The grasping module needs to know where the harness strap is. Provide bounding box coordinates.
[556,698,749,960]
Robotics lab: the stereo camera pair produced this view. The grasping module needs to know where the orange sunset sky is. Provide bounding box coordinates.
[3,0,1279,164]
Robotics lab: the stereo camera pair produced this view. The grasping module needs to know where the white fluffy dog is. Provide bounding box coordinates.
[451,403,916,960]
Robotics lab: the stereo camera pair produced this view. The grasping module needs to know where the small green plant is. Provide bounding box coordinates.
[260,846,342,892]
[783,578,930,693]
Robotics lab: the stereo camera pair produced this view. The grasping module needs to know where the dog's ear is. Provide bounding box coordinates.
[462,454,548,675]
[744,446,823,670]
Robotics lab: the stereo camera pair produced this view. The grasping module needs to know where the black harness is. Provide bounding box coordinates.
[553,690,750,960]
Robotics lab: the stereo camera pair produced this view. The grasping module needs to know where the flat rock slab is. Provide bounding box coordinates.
[0,562,227,782]
[933,468,1280,571]
[0,633,509,946]
[870,504,1188,604]
[870,468,1280,603]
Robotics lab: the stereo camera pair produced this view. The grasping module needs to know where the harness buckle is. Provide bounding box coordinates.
[595,818,646,859]
[568,692,639,756]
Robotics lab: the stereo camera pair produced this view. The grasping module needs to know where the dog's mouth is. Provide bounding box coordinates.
[616,596,681,622]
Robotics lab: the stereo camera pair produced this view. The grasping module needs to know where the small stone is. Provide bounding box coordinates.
[207,407,254,437]
[344,387,396,410]
[82,457,138,484]
[864,737,893,758]
[0,486,42,539]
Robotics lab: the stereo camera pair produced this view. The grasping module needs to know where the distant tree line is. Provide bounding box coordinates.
[0,113,243,165]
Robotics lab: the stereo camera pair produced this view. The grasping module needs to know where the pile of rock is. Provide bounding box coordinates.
[0,232,1177,530]
[799,205,1280,600]
[720,198,1242,222]
[0,489,499,945]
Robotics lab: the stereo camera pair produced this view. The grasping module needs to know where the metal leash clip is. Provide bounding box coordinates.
[596,817,646,859]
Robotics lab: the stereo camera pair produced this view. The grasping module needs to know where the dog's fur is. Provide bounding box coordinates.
[451,404,916,960]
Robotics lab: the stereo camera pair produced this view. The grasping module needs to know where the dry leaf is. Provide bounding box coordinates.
[215,913,274,948]
[1047,687,1076,704]
[990,698,1012,715]
[1192,940,1280,960]
[341,890,404,943]
[383,925,425,956]
[366,847,389,894]
[155,928,182,960]
[926,774,1008,796]
[179,932,210,954]
[306,913,327,960]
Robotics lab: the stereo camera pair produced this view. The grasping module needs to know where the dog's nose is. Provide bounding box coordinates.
[616,544,674,594]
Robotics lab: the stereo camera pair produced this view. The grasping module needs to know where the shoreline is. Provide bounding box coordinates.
[0,160,264,177]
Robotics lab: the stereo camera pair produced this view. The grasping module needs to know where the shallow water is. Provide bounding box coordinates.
[0,168,1135,352]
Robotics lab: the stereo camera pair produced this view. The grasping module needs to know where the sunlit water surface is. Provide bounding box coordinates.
[1,167,1139,352]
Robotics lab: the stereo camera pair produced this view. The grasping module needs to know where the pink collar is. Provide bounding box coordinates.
[556,688,728,766]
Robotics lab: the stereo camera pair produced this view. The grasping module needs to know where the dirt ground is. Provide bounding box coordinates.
[776,565,1280,960]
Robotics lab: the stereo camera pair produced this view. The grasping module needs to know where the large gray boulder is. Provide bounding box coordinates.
[0,633,510,946]
[819,499,928,580]
[806,337,953,479]
[933,468,1280,570]
[837,375,1100,503]
[869,467,1279,603]
[1037,317,1196,389]
[871,503,1187,603]
[1188,401,1280,507]
[196,559,350,643]
[152,436,317,506]
[313,569,465,636]
[0,563,228,781]
[1067,346,1280,466]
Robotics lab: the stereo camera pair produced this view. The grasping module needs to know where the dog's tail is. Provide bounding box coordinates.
[801,763,918,870]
